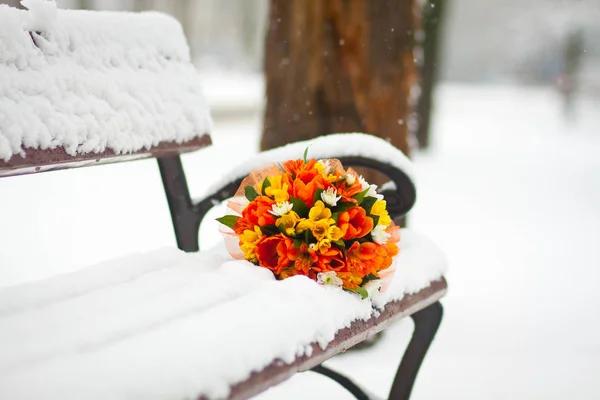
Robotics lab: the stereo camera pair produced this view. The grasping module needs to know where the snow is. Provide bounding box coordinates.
[203,133,416,199]
[0,229,445,400]
[1,80,599,399]
[0,2,211,162]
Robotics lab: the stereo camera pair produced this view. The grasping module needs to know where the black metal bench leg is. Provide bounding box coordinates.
[311,365,374,400]
[157,156,201,252]
[388,301,444,400]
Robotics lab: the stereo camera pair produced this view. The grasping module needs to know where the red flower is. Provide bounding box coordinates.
[256,234,294,275]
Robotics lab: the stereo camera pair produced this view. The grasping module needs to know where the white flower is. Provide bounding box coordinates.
[320,187,341,207]
[317,271,343,287]
[359,176,383,199]
[317,159,331,174]
[371,225,390,244]
[269,201,293,217]
[309,243,317,251]
[366,184,384,200]
[363,280,382,297]
[358,175,370,191]
[345,174,356,185]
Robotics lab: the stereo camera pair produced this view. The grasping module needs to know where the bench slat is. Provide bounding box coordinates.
[218,278,447,400]
[0,134,211,178]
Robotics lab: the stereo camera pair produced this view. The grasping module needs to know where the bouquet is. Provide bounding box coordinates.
[217,150,400,299]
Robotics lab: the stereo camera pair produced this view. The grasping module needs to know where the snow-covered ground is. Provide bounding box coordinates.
[1,83,599,399]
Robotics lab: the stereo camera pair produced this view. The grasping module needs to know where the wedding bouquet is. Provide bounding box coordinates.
[217,150,400,299]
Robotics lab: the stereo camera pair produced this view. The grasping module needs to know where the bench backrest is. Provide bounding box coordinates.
[0,4,212,178]
[0,4,211,252]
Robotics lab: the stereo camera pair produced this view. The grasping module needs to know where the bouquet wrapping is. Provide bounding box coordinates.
[217,154,400,299]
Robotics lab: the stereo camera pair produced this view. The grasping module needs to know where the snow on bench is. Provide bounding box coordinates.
[0,1,211,175]
[0,230,446,400]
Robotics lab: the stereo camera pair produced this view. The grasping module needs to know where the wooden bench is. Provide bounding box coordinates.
[0,4,446,400]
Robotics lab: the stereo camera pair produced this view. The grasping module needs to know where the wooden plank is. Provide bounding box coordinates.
[199,278,447,400]
[0,134,212,178]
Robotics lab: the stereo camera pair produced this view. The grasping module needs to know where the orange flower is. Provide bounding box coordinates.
[336,272,363,289]
[282,159,306,177]
[377,242,399,271]
[338,207,374,240]
[279,266,300,280]
[335,168,363,203]
[256,234,294,275]
[290,178,320,208]
[241,195,276,227]
[287,242,318,275]
[345,241,379,276]
[313,247,346,273]
[233,216,254,236]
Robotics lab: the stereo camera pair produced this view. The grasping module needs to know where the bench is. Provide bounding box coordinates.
[0,3,447,399]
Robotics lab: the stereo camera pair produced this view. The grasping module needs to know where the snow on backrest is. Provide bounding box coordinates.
[0,0,212,162]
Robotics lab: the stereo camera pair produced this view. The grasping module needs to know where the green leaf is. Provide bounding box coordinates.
[261,224,280,235]
[303,146,310,162]
[354,188,370,205]
[334,202,355,213]
[245,186,259,201]
[215,215,239,229]
[344,240,356,248]
[289,196,309,217]
[313,188,324,204]
[332,239,345,248]
[331,212,339,223]
[292,238,304,247]
[348,287,369,299]
[261,177,272,196]
[370,214,380,226]
[361,197,377,213]
[361,273,380,285]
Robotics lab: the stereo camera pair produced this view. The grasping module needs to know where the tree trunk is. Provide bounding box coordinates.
[262,0,420,186]
[416,0,445,149]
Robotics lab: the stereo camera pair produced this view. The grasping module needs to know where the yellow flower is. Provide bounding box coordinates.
[276,211,300,237]
[328,225,343,241]
[315,225,343,253]
[337,272,363,289]
[297,201,335,234]
[296,217,313,234]
[370,199,391,227]
[314,160,331,174]
[239,226,263,262]
[317,239,332,253]
[311,219,333,241]
[325,174,339,183]
[309,200,333,223]
[264,175,290,203]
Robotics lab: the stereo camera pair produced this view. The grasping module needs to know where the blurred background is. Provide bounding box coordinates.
[1,0,600,399]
